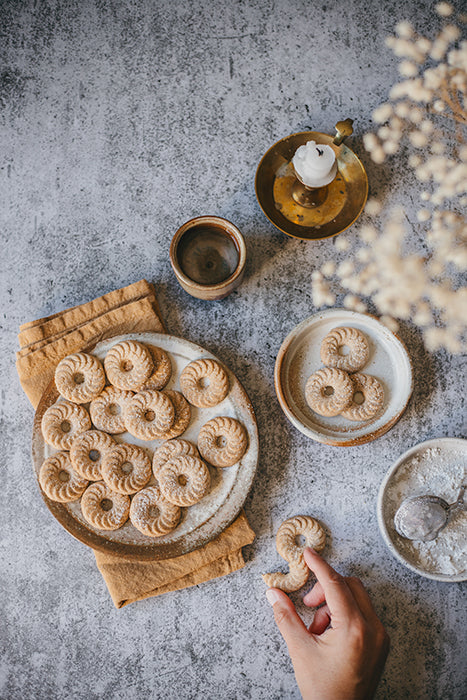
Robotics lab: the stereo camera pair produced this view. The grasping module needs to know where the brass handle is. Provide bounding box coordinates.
[333,118,354,146]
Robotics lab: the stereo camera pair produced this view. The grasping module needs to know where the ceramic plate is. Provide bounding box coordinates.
[377,438,467,582]
[274,309,413,446]
[32,333,259,560]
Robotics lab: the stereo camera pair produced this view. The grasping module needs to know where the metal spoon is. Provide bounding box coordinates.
[394,485,466,542]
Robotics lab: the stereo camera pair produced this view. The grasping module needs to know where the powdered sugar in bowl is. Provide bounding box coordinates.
[377,438,467,582]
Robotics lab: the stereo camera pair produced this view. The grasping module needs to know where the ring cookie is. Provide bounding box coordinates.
[158,390,191,440]
[81,481,130,530]
[39,451,89,503]
[305,367,353,417]
[89,386,134,434]
[198,416,248,467]
[70,430,116,481]
[158,455,211,507]
[141,345,172,391]
[123,389,175,440]
[101,442,152,495]
[262,515,326,592]
[104,340,153,391]
[55,352,106,404]
[130,485,182,537]
[320,326,369,373]
[341,372,384,421]
[152,439,199,477]
[41,400,92,450]
[180,358,229,408]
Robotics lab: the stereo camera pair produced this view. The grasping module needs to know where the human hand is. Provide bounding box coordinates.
[265,548,390,700]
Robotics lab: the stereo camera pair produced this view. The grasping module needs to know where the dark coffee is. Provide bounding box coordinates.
[177,225,240,285]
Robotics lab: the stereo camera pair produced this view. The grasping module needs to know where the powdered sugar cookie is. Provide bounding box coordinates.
[158,390,191,440]
[70,429,116,481]
[54,352,106,404]
[305,367,353,417]
[262,515,326,592]
[41,401,92,451]
[123,389,175,441]
[89,386,134,434]
[81,481,130,530]
[341,372,384,421]
[101,442,152,495]
[152,438,199,477]
[129,484,181,537]
[141,344,172,391]
[158,455,211,507]
[180,358,229,408]
[39,451,89,503]
[197,416,248,467]
[104,340,153,391]
[320,326,369,373]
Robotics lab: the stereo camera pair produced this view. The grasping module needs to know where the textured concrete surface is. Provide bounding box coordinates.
[1,1,466,698]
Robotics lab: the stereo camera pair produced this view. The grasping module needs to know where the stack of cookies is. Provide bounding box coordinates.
[305,326,385,422]
[38,339,249,538]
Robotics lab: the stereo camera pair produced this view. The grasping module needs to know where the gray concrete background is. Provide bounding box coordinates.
[1,0,466,698]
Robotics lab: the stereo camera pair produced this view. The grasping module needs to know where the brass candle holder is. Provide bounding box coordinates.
[255,119,368,241]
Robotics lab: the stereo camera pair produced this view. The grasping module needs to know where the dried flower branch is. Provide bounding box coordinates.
[314,3,467,353]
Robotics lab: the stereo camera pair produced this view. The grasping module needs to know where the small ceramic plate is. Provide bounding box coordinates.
[377,438,467,582]
[32,333,259,560]
[274,309,413,446]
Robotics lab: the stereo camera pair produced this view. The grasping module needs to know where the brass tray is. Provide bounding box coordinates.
[32,332,259,560]
[255,120,368,240]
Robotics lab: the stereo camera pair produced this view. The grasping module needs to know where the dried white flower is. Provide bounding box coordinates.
[334,237,350,252]
[420,119,434,134]
[371,146,386,163]
[372,103,393,123]
[399,60,418,77]
[359,224,378,243]
[380,316,400,333]
[435,2,453,17]
[337,260,354,277]
[395,102,410,118]
[409,130,428,147]
[396,21,413,38]
[430,141,445,154]
[417,209,431,222]
[363,133,378,150]
[364,198,382,216]
[320,261,335,277]
[318,9,467,353]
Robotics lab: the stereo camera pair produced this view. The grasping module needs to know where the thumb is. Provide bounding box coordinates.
[265,588,310,655]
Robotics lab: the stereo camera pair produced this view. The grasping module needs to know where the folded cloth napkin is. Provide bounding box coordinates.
[17,279,255,607]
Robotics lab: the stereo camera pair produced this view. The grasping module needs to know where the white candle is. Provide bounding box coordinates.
[292,140,337,188]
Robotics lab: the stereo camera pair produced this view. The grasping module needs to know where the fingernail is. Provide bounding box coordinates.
[265,589,282,606]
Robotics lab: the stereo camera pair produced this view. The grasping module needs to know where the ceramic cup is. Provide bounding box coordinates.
[170,216,247,300]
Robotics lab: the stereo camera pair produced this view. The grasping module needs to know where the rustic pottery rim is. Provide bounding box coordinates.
[274,309,413,446]
[169,215,247,294]
[32,332,259,560]
[377,437,467,582]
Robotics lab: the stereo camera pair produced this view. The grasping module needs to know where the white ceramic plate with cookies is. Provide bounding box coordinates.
[274,309,413,446]
[32,332,259,560]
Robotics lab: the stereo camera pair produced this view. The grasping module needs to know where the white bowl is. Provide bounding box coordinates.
[377,437,467,582]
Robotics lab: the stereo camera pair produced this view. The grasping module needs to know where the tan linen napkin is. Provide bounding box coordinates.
[94,512,255,608]
[17,279,255,607]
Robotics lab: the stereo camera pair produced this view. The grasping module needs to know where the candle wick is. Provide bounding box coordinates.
[316,147,323,156]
